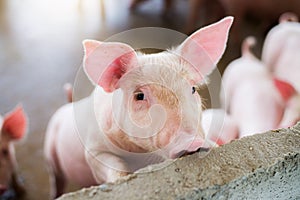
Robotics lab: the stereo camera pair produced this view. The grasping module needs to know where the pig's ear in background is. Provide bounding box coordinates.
[2,105,27,140]
[178,16,233,83]
[83,40,138,93]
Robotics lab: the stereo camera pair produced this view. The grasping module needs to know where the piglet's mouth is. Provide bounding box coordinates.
[175,147,210,158]
[169,138,210,159]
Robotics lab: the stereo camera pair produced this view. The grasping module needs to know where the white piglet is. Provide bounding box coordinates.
[262,14,300,92]
[262,14,300,126]
[44,17,233,198]
[221,37,290,138]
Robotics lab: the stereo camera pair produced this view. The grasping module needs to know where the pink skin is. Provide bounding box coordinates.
[278,94,300,128]
[221,36,258,113]
[261,15,300,128]
[279,12,299,23]
[44,17,233,199]
[0,105,27,197]
[201,109,239,145]
[221,37,290,138]
[262,15,300,92]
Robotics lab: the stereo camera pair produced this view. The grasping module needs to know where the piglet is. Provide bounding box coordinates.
[221,37,292,138]
[261,13,300,128]
[0,105,27,199]
[262,13,300,92]
[44,17,233,198]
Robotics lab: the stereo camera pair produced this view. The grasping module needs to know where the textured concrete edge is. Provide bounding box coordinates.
[180,152,300,199]
[58,122,300,200]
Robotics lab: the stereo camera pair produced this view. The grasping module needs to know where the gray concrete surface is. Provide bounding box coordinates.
[58,123,300,200]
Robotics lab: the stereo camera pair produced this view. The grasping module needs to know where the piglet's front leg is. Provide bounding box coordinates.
[85,152,130,183]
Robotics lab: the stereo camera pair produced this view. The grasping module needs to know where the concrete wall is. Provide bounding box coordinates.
[59,123,300,200]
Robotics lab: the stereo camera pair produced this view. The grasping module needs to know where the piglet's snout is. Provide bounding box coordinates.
[169,137,207,159]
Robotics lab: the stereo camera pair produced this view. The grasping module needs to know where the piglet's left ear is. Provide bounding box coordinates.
[177,17,233,83]
[3,105,27,140]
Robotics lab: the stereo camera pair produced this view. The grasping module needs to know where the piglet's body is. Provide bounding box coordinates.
[262,16,300,92]
[261,15,300,127]
[0,106,27,199]
[221,37,290,138]
[44,17,233,198]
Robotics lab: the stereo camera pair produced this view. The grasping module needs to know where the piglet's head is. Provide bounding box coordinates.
[83,17,233,159]
[0,105,27,196]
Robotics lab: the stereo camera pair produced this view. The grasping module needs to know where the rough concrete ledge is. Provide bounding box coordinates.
[59,122,300,200]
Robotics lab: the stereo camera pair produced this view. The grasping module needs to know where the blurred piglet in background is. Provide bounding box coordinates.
[262,13,300,127]
[44,17,233,198]
[221,13,300,138]
[262,13,300,92]
[222,36,298,138]
[0,105,27,200]
[221,37,286,137]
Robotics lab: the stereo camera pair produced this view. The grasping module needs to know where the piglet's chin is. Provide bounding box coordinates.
[169,138,208,159]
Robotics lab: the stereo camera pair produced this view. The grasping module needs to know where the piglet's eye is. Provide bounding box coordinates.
[134,92,145,101]
[192,86,196,94]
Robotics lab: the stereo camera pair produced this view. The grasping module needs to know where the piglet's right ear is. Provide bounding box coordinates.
[3,105,27,140]
[83,40,138,93]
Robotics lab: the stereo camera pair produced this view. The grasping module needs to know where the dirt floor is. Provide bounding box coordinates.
[0,0,286,199]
